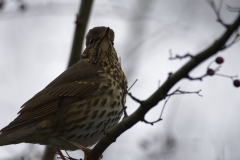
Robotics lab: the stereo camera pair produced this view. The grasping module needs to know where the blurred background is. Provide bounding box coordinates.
[0,0,240,159]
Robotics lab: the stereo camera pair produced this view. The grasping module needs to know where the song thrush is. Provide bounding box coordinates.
[0,26,128,159]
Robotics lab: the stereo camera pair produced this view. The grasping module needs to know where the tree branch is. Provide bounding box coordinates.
[87,13,240,160]
[68,0,94,67]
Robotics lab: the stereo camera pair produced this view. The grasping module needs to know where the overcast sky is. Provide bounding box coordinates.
[0,0,240,160]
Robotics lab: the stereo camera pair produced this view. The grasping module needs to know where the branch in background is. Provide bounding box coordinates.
[226,5,240,12]
[87,12,240,160]
[206,0,230,28]
[41,0,94,160]
[0,0,4,10]
[68,0,94,68]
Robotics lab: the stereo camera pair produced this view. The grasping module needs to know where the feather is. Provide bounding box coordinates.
[0,61,102,133]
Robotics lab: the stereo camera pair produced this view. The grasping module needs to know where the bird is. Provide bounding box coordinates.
[0,26,128,160]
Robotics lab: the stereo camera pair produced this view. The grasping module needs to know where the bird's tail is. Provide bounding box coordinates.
[0,125,36,146]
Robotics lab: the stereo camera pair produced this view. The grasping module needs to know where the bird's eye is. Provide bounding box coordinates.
[89,38,94,45]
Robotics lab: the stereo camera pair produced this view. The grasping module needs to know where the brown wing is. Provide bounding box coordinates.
[0,61,102,132]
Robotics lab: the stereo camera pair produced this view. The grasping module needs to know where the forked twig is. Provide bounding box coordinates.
[142,88,202,125]
[206,0,230,28]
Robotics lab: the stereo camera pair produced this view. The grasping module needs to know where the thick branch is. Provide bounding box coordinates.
[87,13,240,160]
[68,0,94,67]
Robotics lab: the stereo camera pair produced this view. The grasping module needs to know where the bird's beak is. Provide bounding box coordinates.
[103,27,110,39]
[99,27,110,44]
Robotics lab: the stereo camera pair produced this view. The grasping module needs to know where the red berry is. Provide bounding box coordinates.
[233,79,240,87]
[215,57,224,64]
[207,68,215,76]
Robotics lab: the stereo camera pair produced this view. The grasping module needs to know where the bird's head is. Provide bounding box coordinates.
[81,26,119,66]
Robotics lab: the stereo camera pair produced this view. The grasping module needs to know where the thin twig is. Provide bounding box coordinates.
[142,88,202,125]
[215,65,221,72]
[124,79,139,118]
[222,32,240,49]
[128,79,138,92]
[141,95,169,125]
[170,89,203,97]
[206,0,230,28]
[166,88,202,97]
[169,50,194,60]
[127,92,142,104]
[215,73,238,79]
[226,5,240,12]
[185,74,207,81]
[142,118,162,125]
[207,60,215,69]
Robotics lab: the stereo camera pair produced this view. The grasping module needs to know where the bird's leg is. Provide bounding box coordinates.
[59,137,103,160]
[55,149,66,160]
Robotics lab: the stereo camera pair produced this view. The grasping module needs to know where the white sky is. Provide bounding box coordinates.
[0,0,240,159]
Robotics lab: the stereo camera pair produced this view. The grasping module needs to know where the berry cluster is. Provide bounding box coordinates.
[207,57,239,88]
